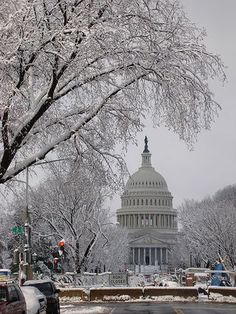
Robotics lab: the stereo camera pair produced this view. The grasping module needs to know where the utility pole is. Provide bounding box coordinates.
[20,159,68,280]
[23,167,33,280]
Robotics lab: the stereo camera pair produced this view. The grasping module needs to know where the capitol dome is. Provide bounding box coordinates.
[125,137,168,192]
[125,166,168,192]
[116,136,178,273]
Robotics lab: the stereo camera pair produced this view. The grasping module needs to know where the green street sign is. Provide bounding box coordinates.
[12,226,24,235]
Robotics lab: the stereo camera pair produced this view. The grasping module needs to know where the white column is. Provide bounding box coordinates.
[155,248,157,266]
[160,248,162,265]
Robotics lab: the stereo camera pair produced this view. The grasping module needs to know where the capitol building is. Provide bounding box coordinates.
[116,137,178,272]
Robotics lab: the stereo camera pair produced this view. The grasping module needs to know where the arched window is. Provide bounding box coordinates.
[146,199,148,205]
[133,199,135,206]
[137,199,139,205]
[141,199,144,205]
[150,199,152,205]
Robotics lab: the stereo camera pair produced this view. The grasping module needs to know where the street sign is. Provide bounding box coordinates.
[109,273,128,286]
[12,226,24,235]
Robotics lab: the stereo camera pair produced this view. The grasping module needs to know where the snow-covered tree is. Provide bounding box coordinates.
[178,193,236,268]
[0,0,225,184]
[90,223,129,272]
[214,184,236,205]
[28,163,129,273]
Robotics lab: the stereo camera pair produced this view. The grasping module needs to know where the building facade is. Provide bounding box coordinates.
[116,137,178,272]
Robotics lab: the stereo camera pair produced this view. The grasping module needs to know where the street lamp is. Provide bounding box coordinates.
[22,158,69,279]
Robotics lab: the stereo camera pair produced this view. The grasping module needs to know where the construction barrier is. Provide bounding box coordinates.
[143,287,198,299]
[90,287,143,301]
[59,286,198,301]
[59,288,89,301]
[208,286,236,298]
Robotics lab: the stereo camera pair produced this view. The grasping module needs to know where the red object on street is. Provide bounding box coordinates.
[58,239,65,247]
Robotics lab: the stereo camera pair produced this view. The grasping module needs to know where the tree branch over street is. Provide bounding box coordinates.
[0,0,225,184]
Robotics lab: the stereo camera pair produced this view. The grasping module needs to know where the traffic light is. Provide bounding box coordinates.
[53,257,59,271]
[58,239,65,256]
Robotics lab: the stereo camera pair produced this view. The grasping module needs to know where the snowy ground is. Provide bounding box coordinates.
[60,305,111,314]
[56,272,236,313]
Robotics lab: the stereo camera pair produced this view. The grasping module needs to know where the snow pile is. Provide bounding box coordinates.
[157,280,180,287]
[145,295,197,302]
[60,296,83,303]
[103,295,132,301]
[208,293,236,303]
[60,304,111,313]
[128,274,146,287]
[59,290,236,304]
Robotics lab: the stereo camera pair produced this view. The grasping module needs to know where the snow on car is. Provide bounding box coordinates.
[21,286,47,314]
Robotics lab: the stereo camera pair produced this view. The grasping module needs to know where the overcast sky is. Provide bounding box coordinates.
[114,0,236,209]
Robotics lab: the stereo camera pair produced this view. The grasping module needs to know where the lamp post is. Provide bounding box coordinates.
[21,158,69,280]
[23,167,33,280]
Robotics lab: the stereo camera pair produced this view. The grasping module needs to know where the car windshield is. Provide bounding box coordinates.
[31,283,53,296]
[0,287,7,302]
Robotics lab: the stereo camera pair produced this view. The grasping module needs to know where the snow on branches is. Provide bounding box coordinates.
[0,0,225,183]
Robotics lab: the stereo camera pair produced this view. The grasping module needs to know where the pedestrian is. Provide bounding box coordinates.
[19,260,26,286]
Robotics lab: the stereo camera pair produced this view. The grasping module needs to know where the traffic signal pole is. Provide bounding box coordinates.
[24,167,33,280]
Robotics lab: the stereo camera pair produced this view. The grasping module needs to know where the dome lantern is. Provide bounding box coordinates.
[141,136,152,168]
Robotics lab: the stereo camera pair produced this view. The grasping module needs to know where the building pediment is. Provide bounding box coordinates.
[129,233,167,246]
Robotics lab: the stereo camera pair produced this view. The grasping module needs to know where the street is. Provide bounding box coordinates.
[60,302,236,314]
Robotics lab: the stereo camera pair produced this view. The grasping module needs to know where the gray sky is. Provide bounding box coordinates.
[114,0,236,209]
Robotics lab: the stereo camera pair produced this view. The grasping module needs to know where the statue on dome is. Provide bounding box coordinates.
[143,136,150,153]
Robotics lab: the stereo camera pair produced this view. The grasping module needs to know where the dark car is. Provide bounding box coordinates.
[0,280,27,314]
[23,279,60,314]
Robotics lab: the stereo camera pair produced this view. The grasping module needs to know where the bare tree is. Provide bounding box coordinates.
[28,163,128,273]
[179,196,236,268]
[0,0,225,184]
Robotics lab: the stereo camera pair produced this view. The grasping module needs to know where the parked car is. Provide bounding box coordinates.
[0,280,27,314]
[23,279,60,314]
[21,286,47,314]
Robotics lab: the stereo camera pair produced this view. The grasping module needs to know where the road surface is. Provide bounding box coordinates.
[60,302,236,313]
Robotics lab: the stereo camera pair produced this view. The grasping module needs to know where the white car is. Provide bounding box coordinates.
[21,286,47,314]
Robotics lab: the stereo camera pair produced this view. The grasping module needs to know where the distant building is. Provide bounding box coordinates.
[116,137,178,273]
